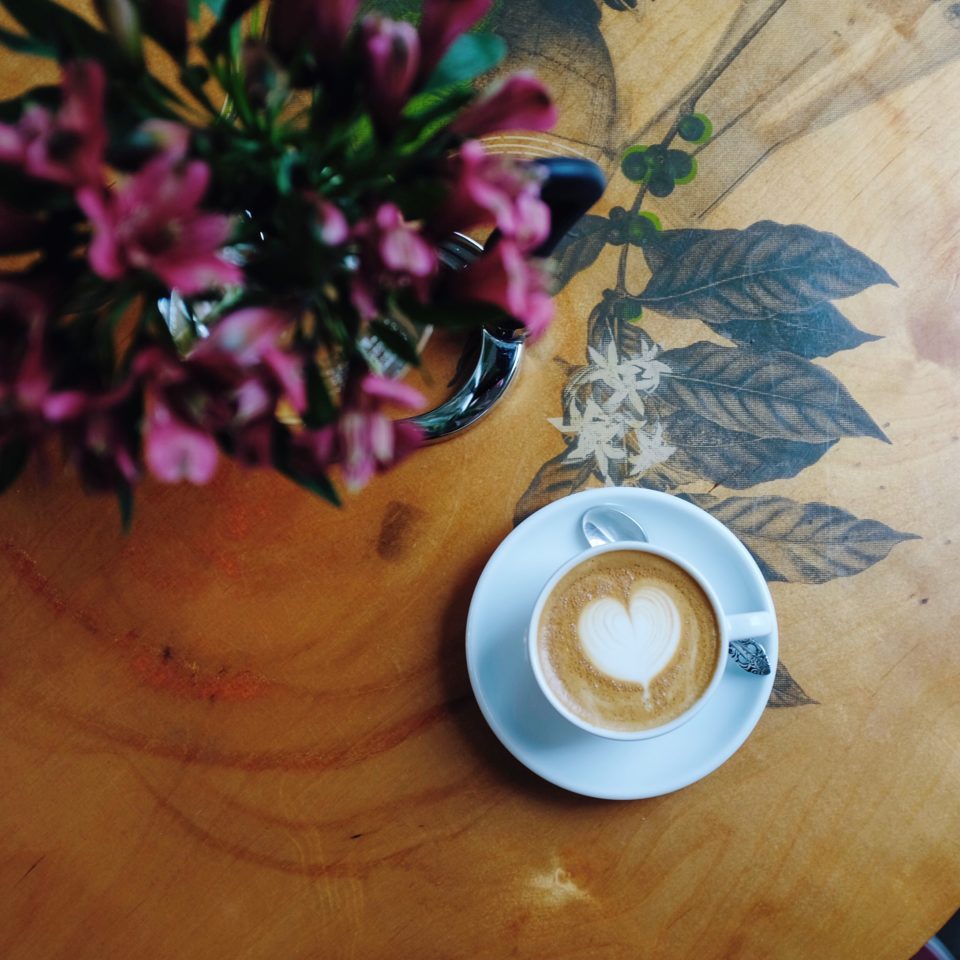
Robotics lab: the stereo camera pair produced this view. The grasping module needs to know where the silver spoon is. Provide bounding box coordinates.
[580,505,772,676]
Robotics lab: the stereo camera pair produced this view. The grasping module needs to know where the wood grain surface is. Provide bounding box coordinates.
[2,2,959,958]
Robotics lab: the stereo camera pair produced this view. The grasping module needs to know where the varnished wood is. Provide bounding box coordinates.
[2,3,959,958]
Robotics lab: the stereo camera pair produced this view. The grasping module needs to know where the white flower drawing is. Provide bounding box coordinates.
[568,338,671,416]
[549,398,626,478]
[628,421,676,476]
[550,336,677,483]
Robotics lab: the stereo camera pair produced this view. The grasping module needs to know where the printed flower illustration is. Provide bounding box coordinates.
[549,397,627,479]
[568,337,671,416]
[627,421,676,478]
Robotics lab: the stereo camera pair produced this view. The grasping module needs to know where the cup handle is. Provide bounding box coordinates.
[726,611,774,641]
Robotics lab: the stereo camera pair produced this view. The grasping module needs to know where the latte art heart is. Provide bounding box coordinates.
[577,586,681,687]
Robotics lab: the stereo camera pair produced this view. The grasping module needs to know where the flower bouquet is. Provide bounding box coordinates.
[0,0,564,522]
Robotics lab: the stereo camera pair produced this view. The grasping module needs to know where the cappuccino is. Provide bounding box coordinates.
[535,550,721,732]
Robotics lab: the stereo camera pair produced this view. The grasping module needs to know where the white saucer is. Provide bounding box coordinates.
[465,488,778,800]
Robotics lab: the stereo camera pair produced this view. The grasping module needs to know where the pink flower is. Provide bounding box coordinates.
[52,383,143,491]
[77,156,242,295]
[137,311,305,476]
[138,120,191,162]
[333,373,426,491]
[144,399,219,484]
[454,240,554,338]
[351,203,437,319]
[306,193,349,245]
[435,140,550,251]
[0,61,106,187]
[192,308,306,414]
[361,16,420,128]
[375,204,435,277]
[314,0,361,58]
[270,0,360,62]
[451,72,557,138]
[0,279,52,424]
[418,0,492,80]
[194,308,286,366]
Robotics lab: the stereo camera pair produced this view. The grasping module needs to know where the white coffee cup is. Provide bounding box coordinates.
[527,540,774,741]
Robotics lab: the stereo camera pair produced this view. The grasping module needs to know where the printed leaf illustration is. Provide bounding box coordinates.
[656,341,888,444]
[769,663,818,708]
[638,221,895,322]
[659,413,836,488]
[587,293,649,358]
[514,451,595,525]
[551,215,613,291]
[713,302,881,359]
[680,493,919,583]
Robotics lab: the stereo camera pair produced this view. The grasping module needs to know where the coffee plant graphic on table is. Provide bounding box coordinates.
[513,3,918,708]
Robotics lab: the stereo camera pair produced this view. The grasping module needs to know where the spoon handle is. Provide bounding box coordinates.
[727,639,771,676]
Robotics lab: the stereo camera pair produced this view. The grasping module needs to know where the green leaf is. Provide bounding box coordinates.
[422,32,506,92]
[271,423,341,506]
[283,466,341,506]
[303,361,336,429]
[0,25,57,57]
[179,63,219,114]
[188,0,203,20]
[0,440,30,494]
[92,0,143,63]
[201,0,258,58]
[117,484,134,532]
[2,0,135,71]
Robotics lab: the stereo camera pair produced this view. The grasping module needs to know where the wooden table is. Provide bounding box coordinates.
[2,2,959,957]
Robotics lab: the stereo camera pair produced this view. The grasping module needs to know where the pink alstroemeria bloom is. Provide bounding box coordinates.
[314,0,361,57]
[191,308,306,415]
[77,156,243,296]
[0,279,53,431]
[292,373,424,492]
[375,204,435,277]
[435,140,550,252]
[455,240,554,339]
[351,203,437,319]
[306,193,349,245]
[139,119,191,162]
[270,0,361,62]
[144,398,219,485]
[417,0,492,80]
[48,381,143,491]
[0,61,106,187]
[361,16,420,127]
[451,71,557,138]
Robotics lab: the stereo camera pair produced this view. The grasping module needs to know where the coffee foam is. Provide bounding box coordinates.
[578,586,681,690]
[537,551,721,732]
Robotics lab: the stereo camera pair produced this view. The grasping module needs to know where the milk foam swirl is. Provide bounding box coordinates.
[577,586,681,687]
